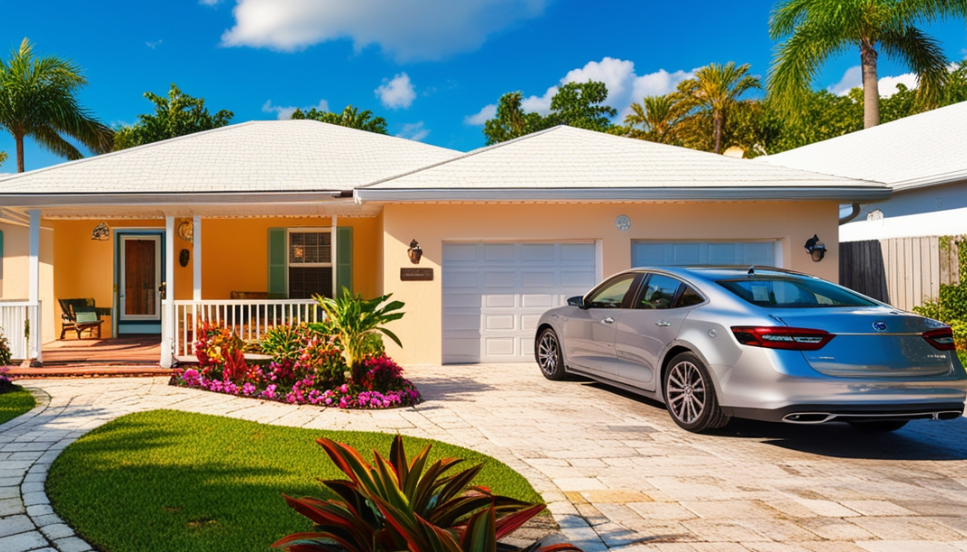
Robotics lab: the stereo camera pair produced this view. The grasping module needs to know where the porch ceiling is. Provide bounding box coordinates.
[2,198,382,220]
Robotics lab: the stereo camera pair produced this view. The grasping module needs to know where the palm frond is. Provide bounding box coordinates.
[879,24,949,107]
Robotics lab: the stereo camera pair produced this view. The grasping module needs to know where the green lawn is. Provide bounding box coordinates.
[0,386,35,425]
[47,410,543,552]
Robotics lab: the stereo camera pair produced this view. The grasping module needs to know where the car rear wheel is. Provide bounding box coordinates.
[848,420,909,432]
[536,328,567,380]
[664,352,730,433]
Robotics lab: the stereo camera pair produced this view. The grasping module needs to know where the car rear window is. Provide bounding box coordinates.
[717,277,877,308]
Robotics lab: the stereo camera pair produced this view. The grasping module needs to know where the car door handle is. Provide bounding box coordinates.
[602,317,615,324]
[656,320,671,327]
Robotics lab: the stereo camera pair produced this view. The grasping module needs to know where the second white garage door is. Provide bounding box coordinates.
[442,241,597,364]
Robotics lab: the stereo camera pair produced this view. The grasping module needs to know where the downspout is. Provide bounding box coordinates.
[839,203,861,225]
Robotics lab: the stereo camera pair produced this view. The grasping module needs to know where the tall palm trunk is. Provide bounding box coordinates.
[860,38,880,128]
[712,110,723,154]
[15,133,25,173]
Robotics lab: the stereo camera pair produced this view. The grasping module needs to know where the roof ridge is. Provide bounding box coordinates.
[356,125,571,189]
[0,121,260,182]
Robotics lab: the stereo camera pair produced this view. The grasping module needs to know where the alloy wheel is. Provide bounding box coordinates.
[666,360,707,424]
[537,331,559,377]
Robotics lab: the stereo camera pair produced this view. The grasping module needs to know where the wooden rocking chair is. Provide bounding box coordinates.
[59,298,108,339]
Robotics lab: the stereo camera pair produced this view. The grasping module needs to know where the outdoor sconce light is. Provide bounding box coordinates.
[91,222,110,241]
[179,249,190,267]
[804,234,827,262]
[407,239,423,264]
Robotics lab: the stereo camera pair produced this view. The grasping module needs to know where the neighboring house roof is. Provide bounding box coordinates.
[357,125,888,202]
[758,101,967,192]
[0,120,460,204]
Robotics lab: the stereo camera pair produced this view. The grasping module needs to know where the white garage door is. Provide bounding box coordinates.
[442,242,597,364]
[632,241,778,267]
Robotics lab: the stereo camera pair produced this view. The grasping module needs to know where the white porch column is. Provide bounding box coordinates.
[28,210,41,363]
[331,214,337,297]
[161,216,175,367]
[192,215,202,301]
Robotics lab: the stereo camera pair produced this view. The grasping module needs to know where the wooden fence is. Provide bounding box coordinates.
[840,236,961,312]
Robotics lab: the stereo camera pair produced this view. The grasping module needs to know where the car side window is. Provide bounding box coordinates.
[586,273,638,309]
[637,274,683,310]
[675,285,705,308]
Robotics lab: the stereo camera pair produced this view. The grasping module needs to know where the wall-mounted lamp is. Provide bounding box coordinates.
[407,239,423,264]
[179,249,191,267]
[91,222,110,241]
[804,234,826,262]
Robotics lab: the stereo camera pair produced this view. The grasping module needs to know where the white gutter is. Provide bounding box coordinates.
[0,191,352,208]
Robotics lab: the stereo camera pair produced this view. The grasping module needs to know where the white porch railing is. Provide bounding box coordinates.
[0,301,42,363]
[173,299,322,357]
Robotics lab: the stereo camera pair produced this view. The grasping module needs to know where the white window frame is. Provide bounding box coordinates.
[286,228,334,268]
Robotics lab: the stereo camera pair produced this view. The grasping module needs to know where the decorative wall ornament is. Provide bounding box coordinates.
[179,249,190,267]
[177,220,194,242]
[91,222,110,241]
[407,239,423,264]
[615,215,631,231]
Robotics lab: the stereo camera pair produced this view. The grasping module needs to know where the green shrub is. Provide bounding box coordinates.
[0,330,11,367]
[261,324,311,362]
[914,236,967,353]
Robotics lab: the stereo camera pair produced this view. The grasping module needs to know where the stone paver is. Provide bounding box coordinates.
[0,365,966,551]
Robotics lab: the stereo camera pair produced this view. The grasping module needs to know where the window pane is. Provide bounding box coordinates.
[587,274,637,309]
[289,232,332,265]
[717,277,877,308]
[675,286,705,308]
[638,274,682,310]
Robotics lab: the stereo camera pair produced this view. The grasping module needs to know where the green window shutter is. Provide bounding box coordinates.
[267,228,287,298]
[336,226,353,296]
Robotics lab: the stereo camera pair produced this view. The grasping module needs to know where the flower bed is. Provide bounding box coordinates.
[170,292,420,409]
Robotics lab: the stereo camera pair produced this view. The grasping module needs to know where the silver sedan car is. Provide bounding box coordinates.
[534,266,967,433]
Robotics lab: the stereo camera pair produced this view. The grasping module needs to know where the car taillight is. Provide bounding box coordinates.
[922,328,956,351]
[731,326,835,351]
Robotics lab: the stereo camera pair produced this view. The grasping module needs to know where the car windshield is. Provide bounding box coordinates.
[717,277,877,308]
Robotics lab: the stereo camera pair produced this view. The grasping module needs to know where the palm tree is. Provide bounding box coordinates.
[291,104,388,134]
[624,95,684,144]
[0,150,7,169]
[768,0,967,129]
[0,38,113,172]
[674,62,761,154]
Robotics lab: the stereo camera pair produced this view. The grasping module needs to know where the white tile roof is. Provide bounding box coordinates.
[758,101,967,191]
[357,125,887,201]
[0,120,460,195]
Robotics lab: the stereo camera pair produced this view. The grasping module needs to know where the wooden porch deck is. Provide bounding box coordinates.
[7,337,173,378]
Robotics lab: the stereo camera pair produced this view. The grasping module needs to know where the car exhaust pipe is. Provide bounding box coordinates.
[782,412,834,424]
[934,411,962,421]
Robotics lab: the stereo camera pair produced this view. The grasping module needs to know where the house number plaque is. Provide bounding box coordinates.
[400,268,434,281]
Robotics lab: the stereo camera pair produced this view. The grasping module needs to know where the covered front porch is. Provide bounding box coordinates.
[0,203,381,368]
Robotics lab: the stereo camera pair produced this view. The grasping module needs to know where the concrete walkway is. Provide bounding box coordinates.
[2,365,967,551]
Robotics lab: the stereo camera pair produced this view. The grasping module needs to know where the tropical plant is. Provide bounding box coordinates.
[623,95,684,144]
[194,321,247,382]
[261,323,317,362]
[0,331,11,367]
[113,83,233,150]
[292,105,388,134]
[315,289,404,382]
[0,150,7,168]
[0,38,113,172]
[768,0,967,129]
[273,435,579,552]
[673,62,761,154]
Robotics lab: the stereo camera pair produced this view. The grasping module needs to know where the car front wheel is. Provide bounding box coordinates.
[663,352,729,433]
[535,328,567,380]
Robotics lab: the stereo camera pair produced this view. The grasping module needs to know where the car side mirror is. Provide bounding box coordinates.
[567,296,587,309]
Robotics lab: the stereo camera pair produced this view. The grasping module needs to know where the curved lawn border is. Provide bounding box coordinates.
[47,409,546,552]
[0,385,37,425]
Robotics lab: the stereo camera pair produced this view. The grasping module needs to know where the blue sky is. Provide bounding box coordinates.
[1,0,966,172]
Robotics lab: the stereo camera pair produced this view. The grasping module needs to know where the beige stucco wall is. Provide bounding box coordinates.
[379,201,841,365]
[0,222,55,346]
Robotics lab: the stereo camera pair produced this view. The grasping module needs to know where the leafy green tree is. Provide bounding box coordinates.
[482,92,551,145]
[114,83,233,150]
[482,81,616,144]
[674,62,761,154]
[0,38,113,172]
[0,150,7,168]
[291,104,388,134]
[623,95,685,144]
[546,81,617,131]
[768,0,967,129]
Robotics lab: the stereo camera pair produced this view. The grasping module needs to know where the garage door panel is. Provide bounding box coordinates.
[443,241,596,364]
[632,241,777,267]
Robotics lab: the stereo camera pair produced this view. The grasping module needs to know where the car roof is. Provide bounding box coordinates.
[629,265,816,281]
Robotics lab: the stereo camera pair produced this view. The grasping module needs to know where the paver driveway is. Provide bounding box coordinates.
[2,365,967,552]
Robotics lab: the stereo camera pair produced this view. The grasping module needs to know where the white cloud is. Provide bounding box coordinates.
[465,104,497,125]
[219,0,550,62]
[262,99,329,120]
[397,121,429,141]
[464,57,696,125]
[199,0,221,5]
[828,66,937,98]
[375,73,416,110]
[146,39,163,49]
